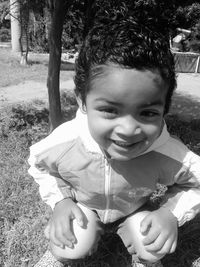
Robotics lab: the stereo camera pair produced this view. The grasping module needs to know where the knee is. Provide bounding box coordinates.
[119,210,165,263]
[50,204,102,261]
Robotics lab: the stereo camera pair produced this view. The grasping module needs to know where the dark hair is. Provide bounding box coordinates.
[74,17,176,114]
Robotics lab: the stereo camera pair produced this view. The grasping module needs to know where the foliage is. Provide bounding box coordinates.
[62,0,85,50]
[0,104,49,144]
[27,0,200,53]
[0,27,10,41]
[18,0,46,14]
[0,0,9,26]
[188,21,200,53]
[29,14,50,52]
[174,3,200,30]
[1,0,200,53]
[60,90,78,122]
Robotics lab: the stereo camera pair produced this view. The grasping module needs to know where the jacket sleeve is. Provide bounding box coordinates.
[159,138,200,226]
[28,117,80,209]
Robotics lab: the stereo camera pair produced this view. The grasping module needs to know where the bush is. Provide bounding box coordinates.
[60,90,78,122]
[0,28,11,42]
[29,15,50,53]
[188,22,200,53]
[0,103,49,145]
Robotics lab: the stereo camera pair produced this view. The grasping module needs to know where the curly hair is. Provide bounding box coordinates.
[74,16,176,114]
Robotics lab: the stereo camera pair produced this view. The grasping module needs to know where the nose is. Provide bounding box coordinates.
[115,115,141,137]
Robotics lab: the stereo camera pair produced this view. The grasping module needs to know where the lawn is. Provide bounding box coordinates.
[1,49,200,267]
[0,48,74,88]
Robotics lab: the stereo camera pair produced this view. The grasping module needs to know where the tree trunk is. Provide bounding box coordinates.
[10,0,21,52]
[19,3,29,66]
[47,0,68,131]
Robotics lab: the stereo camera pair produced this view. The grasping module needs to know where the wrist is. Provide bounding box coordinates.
[54,197,74,209]
[159,206,178,224]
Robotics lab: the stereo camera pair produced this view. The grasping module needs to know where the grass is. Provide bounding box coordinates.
[0,48,74,87]
[1,49,200,267]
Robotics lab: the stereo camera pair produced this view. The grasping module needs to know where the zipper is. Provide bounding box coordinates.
[103,157,111,223]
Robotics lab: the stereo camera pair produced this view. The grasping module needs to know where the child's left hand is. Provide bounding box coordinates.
[140,207,178,255]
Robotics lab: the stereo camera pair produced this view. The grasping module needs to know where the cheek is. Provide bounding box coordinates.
[142,120,162,139]
[147,124,162,139]
[88,116,111,140]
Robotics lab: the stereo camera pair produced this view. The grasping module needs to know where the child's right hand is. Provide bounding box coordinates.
[45,198,84,248]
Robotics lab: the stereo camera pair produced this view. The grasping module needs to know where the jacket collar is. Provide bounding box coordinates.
[75,109,170,157]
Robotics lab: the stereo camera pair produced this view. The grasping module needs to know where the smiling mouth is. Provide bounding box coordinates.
[112,140,140,148]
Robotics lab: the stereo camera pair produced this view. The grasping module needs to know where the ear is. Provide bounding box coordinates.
[76,95,87,113]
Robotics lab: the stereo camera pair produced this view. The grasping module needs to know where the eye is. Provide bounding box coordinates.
[98,107,118,118]
[141,110,158,116]
[140,110,161,119]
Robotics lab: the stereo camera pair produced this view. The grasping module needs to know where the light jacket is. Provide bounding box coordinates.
[28,110,200,226]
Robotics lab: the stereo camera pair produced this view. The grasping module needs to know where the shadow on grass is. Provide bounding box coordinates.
[162,214,200,267]
[169,92,200,122]
[165,92,200,155]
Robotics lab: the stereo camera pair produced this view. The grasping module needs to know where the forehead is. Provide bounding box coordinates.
[88,65,168,106]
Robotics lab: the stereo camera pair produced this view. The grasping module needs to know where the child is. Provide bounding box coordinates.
[28,17,200,267]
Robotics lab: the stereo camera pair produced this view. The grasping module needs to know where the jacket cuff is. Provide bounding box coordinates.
[171,208,199,227]
[163,189,200,227]
[45,192,74,210]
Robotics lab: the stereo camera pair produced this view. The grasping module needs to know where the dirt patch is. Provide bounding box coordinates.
[0,79,75,108]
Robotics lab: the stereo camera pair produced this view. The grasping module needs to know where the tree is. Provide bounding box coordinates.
[47,0,95,130]
[18,0,46,64]
[8,0,46,63]
[9,0,21,52]
[47,0,73,131]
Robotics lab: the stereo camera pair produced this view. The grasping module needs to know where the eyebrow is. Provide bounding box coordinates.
[95,98,164,107]
[140,100,165,107]
[95,98,121,106]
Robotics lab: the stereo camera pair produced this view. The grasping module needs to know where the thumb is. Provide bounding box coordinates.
[72,206,85,228]
[140,214,152,235]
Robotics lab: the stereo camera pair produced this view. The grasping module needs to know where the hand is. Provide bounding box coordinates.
[45,198,84,249]
[140,207,178,255]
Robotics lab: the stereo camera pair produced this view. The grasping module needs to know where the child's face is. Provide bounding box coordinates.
[84,66,168,161]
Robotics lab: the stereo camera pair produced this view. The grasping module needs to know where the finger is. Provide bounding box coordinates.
[150,237,175,255]
[143,228,160,245]
[169,240,177,254]
[145,232,168,252]
[155,231,177,254]
[72,206,85,227]
[140,215,152,234]
[49,223,67,248]
[56,219,76,246]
